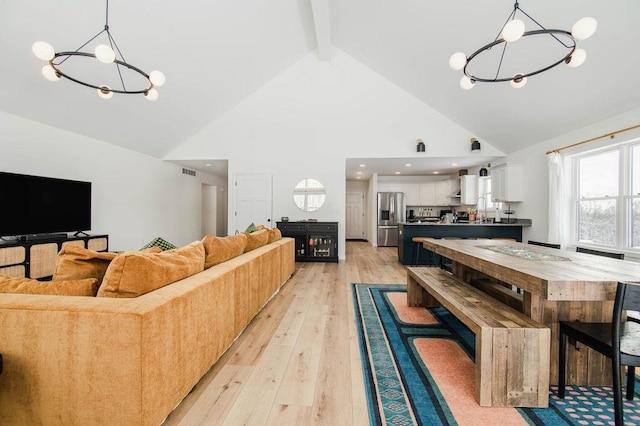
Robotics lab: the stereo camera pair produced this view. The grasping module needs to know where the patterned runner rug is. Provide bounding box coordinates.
[352,283,640,426]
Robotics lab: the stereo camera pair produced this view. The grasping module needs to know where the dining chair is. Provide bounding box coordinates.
[558,281,640,425]
[528,240,561,249]
[576,246,625,260]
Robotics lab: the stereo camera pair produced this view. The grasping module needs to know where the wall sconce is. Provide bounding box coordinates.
[470,137,481,152]
[416,139,426,152]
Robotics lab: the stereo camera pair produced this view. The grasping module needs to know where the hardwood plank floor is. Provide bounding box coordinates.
[164,241,407,425]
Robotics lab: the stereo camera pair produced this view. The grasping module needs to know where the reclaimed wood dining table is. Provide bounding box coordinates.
[421,238,640,385]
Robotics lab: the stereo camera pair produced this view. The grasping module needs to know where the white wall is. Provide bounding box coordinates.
[166,49,502,259]
[504,106,640,243]
[0,111,217,251]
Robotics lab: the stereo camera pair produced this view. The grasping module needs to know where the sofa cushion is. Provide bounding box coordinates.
[97,241,206,298]
[53,244,118,284]
[202,233,248,269]
[267,227,282,243]
[53,245,161,285]
[0,275,99,296]
[244,229,269,252]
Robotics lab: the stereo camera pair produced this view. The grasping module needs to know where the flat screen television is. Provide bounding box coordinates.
[0,171,91,237]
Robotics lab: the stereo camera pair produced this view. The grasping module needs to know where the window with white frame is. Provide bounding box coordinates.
[572,140,640,250]
[478,176,494,213]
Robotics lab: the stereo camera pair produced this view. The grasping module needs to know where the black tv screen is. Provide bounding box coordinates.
[0,171,91,237]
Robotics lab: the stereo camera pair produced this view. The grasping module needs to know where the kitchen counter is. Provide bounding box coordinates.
[398,221,529,265]
[402,219,531,227]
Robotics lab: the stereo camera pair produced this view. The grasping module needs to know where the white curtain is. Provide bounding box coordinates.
[547,152,569,245]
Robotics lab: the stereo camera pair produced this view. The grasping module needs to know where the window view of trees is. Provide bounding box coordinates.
[575,144,640,249]
[576,150,618,246]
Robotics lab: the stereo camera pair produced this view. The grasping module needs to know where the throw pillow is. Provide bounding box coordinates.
[53,244,117,284]
[245,223,257,233]
[267,227,282,244]
[0,275,99,296]
[97,241,205,298]
[244,229,269,252]
[139,237,177,252]
[201,233,248,269]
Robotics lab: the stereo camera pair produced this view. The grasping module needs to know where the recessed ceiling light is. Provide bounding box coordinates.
[433,171,439,174]
[405,163,412,167]
[357,171,362,175]
[451,163,458,166]
[205,163,212,167]
[359,164,366,167]
[395,171,401,175]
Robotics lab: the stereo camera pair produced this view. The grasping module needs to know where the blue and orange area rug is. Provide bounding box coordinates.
[352,283,640,426]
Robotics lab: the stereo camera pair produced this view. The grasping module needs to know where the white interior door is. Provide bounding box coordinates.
[201,184,217,236]
[235,174,273,234]
[346,190,365,239]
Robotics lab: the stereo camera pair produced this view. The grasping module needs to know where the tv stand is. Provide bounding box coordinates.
[18,233,67,242]
[0,234,108,279]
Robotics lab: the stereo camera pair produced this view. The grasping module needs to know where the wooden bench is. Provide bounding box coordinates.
[407,267,550,408]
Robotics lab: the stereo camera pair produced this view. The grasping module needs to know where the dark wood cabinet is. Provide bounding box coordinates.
[0,234,109,279]
[277,222,338,263]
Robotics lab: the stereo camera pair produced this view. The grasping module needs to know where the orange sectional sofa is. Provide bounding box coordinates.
[0,237,294,425]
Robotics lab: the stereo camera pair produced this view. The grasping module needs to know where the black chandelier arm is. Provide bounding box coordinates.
[494,39,509,81]
[50,51,153,94]
[463,29,576,83]
[105,31,129,91]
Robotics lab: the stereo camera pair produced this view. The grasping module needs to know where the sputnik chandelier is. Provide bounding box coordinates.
[449,1,597,90]
[32,0,165,100]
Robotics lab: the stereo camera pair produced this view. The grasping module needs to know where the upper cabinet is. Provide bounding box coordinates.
[403,184,419,205]
[460,175,478,205]
[379,179,461,206]
[490,164,523,202]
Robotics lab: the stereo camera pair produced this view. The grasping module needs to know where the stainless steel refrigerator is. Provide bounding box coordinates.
[377,192,405,247]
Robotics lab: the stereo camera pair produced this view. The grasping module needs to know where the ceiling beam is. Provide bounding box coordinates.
[310,0,332,61]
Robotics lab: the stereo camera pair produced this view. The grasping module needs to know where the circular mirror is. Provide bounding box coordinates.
[293,178,326,212]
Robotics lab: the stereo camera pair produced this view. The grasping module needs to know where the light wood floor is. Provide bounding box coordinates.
[163,241,407,425]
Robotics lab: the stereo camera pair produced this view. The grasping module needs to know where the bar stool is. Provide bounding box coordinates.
[411,237,435,266]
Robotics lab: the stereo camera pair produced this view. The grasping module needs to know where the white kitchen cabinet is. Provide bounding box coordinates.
[388,183,404,192]
[378,183,390,192]
[403,184,419,205]
[490,163,523,202]
[460,175,478,205]
[434,180,449,206]
[418,183,436,205]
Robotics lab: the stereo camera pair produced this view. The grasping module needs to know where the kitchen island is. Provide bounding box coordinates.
[398,220,531,265]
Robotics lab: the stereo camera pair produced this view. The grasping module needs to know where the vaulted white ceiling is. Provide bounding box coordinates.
[1,1,638,166]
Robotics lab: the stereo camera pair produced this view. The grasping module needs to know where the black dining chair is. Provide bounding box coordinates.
[558,281,640,425]
[576,246,625,260]
[528,240,561,249]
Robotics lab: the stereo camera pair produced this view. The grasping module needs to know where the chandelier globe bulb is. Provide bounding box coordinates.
[510,74,527,89]
[572,17,597,41]
[97,85,113,99]
[32,41,55,61]
[41,64,60,81]
[460,75,475,90]
[149,70,166,87]
[448,52,467,70]
[95,44,116,63]
[566,49,587,68]
[502,19,525,42]
[145,88,159,101]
